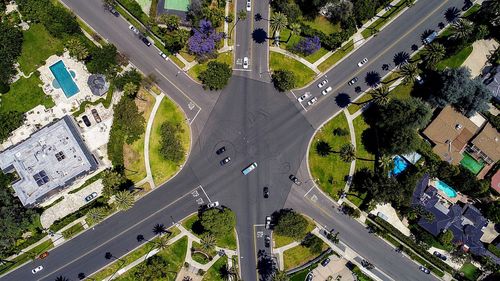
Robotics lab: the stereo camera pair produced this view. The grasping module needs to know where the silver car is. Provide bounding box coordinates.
[307,97,318,106]
[297,92,310,102]
[317,79,328,88]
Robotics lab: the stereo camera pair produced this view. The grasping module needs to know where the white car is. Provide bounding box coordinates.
[32,266,43,274]
[128,25,140,35]
[357,58,368,67]
[265,216,271,229]
[158,51,168,60]
[322,86,333,96]
[207,201,220,208]
[297,92,310,102]
[317,79,328,88]
[307,97,318,106]
[243,57,249,69]
[415,74,424,84]
[246,0,251,12]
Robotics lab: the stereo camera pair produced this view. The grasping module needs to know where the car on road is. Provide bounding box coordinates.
[243,57,249,69]
[82,115,91,127]
[242,162,257,175]
[220,157,231,165]
[307,97,318,106]
[297,92,310,102]
[39,252,49,259]
[433,251,447,261]
[159,51,168,60]
[109,7,119,17]
[129,25,140,35]
[348,77,358,86]
[289,174,301,185]
[321,258,331,266]
[264,235,271,247]
[462,0,473,11]
[422,31,438,44]
[263,187,269,198]
[207,201,220,208]
[265,216,271,229]
[85,192,98,202]
[141,36,152,47]
[91,109,101,123]
[357,58,368,67]
[246,0,251,11]
[317,79,328,88]
[32,266,43,274]
[216,146,226,155]
[321,86,333,96]
[419,266,430,274]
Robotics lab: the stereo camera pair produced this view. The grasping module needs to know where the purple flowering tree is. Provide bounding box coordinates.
[188,19,223,58]
[294,36,321,55]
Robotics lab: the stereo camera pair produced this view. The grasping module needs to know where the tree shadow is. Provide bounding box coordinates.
[316,140,332,156]
[335,93,351,108]
[191,220,205,235]
[252,28,268,44]
[365,71,381,87]
[361,127,380,156]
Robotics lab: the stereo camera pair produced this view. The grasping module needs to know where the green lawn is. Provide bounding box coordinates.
[61,222,84,239]
[460,263,481,281]
[270,51,316,89]
[0,73,54,114]
[202,256,228,281]
[352,117,375,171]
[187,52,233,82]
[116,236,188,281]
[309,113,352,200]
[181,214,237,250]
[283,242,328,270]
[17,24,64,74]
[169,54,186,69]
[274,218,316,249]
[149,94,190,185]
[353,265,374,281]
[303,16,341,35]
[0,240,54,274]
[318,40,354,72]
[436,45,473,70]
[279,29,329,64]
[361,3,406,39]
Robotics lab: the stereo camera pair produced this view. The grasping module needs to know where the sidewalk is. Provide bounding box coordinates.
[272,241,301,270]
[142,90,165,189]
[270,46,321,74]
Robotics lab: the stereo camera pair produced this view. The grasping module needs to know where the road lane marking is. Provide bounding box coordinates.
[154,67,201,110]
[308,0,451,111]
[37,186,205,280]
[304,186,315,197]
[199,185,211,203]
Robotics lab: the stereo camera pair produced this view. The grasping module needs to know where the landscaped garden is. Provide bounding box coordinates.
[61,222,85,239]
[283,240,328,270]
[459,263,481,281]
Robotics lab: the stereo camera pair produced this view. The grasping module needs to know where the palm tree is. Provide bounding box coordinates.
[114,190,135,211]
[200,234,216,252]
[370,85,390,106]
[228,10,247,39]
[285,23,301,43]
[270,12,288,39]
[86,207,107,225]
[421,42,446,69]
[54,276,69,281]
[66,38,88,61]
[339,143,356,163]
[399,62,421,85]
[444,6,461,23]
[450,19,474,41]
[123,82,139,98]
[155,235,170,251]
[378,155,394,171]
[273,270,289,281]
[393,51,410,67]
[158,14,180,31]
[152,223,167,236]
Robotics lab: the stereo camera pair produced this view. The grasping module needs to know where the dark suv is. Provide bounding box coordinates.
[140,35,152,47]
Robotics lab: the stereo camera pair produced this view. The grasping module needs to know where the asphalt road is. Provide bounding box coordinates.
[1,0,468,280]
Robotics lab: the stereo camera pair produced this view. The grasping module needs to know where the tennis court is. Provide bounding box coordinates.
[164,0,190,11]
[460,152,484,175]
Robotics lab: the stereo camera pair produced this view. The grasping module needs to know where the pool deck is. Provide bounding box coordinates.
[429,179,468,205]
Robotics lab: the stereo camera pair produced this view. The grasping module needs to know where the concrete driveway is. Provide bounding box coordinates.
[311,256,355,281]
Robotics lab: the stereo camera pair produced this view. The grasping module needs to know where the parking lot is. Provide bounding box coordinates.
[311,256,355,281]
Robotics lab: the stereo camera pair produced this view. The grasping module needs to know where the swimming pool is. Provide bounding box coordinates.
[435,180,458,198]
[49,60,80,98]
[390,155,409,176]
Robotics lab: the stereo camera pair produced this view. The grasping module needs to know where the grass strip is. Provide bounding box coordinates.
[318,40,354,72]
[62,222,85,239]
[361,3,407,39]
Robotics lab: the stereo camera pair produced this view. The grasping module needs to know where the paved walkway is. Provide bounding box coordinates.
[343,110,357,194]
[270,46,321,74]
[272,241,301,270]
[142,90,165,189]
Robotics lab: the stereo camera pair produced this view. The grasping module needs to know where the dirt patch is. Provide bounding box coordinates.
[462,39,499,77]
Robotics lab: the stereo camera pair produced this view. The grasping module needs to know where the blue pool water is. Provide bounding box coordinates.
[435,180,458,198]
[49,60,79,98]
[390,155,409,176]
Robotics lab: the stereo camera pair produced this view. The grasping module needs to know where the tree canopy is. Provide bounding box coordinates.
[271,70,296,92]
[86,44,119,76]
[0,22,23,87]
[0,111,25,143]
[274,210,308,241]
[159,122,185,162]
[188,19,222,59]
[199,61,232,90]
[200,208,236,237]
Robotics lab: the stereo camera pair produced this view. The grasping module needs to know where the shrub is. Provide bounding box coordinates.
[159,122,185,163]
[274,210,308,240]
[188,19,223,59]
[271,69,295,92]
[294,36,321,55]
[199,61,232,90]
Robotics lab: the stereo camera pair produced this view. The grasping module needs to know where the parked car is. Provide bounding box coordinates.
[159,51,168,60]
[207,201,219,208]
[91,109,101,123]
[38,252,49,259]
[216,146,226,155]
[289,174,301,185]
[317,79,328,88]
[297,92,310,102]
[357,58,368,67]
[307,97,318,106]
[109,7,120,17]
[321,86,333,96]
[220,157,231,165]
[141,36,152,47]
[462,0,473,11]
[32,266,43,274]
[263,187,269,198]
[348,77,358,86]
[419,266,430,274]
[243,57,249,69]
[321,258,331,266]
[264,235,271,248]
[129,25,140,35]
[82,115,91,127]
[422,31,438,44]
[246,0,251,11]
[85,192,98,202]
[265,216,271,229]
[433,251,447,261]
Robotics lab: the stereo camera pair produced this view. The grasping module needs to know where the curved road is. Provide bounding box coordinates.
[1,0,465,280]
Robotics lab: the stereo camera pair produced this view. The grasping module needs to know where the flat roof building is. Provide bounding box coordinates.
[0,115,98,206]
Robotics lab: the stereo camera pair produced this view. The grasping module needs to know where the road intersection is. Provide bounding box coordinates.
[1,0,466,280]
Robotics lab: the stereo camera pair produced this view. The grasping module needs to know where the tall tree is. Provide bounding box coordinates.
[199,61,232,90]
[101,169,127,197]
[0,22,23,87]
[66,38,89,61]
[285,22,301,43]
[393,51,410,67]
[123,82,139,98]
[200,234,216,252]
[378,155,394,172]
[0,111,25,143]
[421,42,446,69]
[86,207,108,225]
[450,19,474,41]
[398,62,421,85]
[274,210,308,241]
[370,85,390,106]
[339,143,356,162]
[114,190,135,211]
[200,208,236,237]
[270,12,288,39]
[271,70,295,92]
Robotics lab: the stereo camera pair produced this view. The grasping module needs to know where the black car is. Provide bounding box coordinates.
[109,7,120,17]
[263,187,269,198]
[321,258,330,266]
[82,115,91,127]
[433,251,447,261]
[216,146,226,155]
[264,235,270,248]
[289,174,301,185]
[462,0,473,11]
[141,36,152,47]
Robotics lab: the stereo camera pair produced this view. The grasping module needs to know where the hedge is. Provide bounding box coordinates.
[488,244,500,258]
